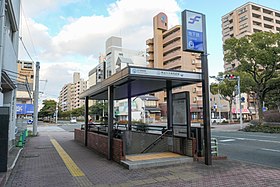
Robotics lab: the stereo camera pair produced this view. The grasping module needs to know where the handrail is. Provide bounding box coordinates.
[141,129,171,153]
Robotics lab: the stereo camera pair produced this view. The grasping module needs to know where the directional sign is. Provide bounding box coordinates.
[182,10,206,53]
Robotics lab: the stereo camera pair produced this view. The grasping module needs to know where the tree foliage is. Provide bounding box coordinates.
[224,32,280,124]
[39,100,57,118]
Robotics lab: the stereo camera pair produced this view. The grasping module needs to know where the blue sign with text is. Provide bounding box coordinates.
[16,104,34,114]
[182,10,205,53]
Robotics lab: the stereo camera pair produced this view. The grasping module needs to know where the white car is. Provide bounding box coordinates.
[70,117,77,123]
[211,118,227,124]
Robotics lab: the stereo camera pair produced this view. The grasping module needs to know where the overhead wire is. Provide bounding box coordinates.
[19,1,38,62]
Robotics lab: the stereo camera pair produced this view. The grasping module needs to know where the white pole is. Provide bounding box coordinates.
[238,76,243,129]
[55,101,58,124]
[218,89,222,123]
[33,62,40,135]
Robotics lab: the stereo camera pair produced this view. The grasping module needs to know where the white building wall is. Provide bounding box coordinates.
[0,0,21,149]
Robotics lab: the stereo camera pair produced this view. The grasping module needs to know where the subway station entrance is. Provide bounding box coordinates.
[76,66,212,167]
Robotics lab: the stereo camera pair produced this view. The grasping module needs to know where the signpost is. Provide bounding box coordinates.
[182,10,212,165]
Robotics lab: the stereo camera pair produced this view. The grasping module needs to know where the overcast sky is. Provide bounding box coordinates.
[19,0,280,101]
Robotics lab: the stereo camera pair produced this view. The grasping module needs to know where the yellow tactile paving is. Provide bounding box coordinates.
[126,152,183,161]
[50,139,85,177]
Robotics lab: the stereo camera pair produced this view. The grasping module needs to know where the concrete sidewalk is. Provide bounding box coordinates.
[5,130,280,187]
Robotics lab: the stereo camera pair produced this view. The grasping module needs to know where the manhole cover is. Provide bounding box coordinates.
[35,146,53,149]
[22,154,40,158]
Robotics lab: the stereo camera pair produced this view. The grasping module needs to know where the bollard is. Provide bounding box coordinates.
[16,134,23,147]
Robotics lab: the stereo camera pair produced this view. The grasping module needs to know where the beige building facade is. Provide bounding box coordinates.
[146,12,203,121]
[16,60,34,104]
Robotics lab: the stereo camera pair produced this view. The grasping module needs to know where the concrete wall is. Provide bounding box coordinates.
[74,129,124,162]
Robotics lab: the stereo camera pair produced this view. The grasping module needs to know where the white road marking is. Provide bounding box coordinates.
[214,135,280,144]
[260,148,280,153]
[219,139,236,142]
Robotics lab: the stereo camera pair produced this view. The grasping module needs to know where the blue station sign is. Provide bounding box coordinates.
[16,104,34,115]
[182,10,206,53]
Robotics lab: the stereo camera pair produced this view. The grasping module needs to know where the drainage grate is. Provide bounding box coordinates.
[22,154,40,158]
[35,146,53,149]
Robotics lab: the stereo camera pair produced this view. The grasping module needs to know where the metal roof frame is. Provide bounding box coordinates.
[80,66,202,100]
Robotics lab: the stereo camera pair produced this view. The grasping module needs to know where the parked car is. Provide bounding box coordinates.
[70,117,77,123]
[27,119,33,124]
[211,117,228,124]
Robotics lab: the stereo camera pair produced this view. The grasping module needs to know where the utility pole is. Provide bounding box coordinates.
[55,101,58,124]
[237,76,243,129]
[218,88,222,123]
[33,62,40,136]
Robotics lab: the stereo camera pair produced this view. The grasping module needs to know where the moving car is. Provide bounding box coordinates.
[211,117,227,124]
[70,117,77,123]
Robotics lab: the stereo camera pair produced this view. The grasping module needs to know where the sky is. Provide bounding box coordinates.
[19,0,280,101]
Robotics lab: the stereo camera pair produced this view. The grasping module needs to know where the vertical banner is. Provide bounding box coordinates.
[182,10,205,53]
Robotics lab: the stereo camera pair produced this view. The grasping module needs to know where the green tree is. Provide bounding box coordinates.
[224,32,280,124]
[210,72,255,122]
[39,100,57,119]
[89,101,108,117]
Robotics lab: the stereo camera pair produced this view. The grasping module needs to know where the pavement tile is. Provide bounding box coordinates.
[5,130,280,187]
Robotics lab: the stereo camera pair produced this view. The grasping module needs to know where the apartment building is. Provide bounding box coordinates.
[222,2,280,119]
[16,61,34,104]
[222,2,280,72]
[59,72,87,112]
[146,12,203,121]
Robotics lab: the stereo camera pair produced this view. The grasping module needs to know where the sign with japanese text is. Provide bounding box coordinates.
[182,10,206,53]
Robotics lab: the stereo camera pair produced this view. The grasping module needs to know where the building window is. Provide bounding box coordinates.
[193,88,196,93]
[252,13,261,19]
[263,16,273,22]
[263,8,273,15]
[275,20,280,24]
[239,15,247,22]
[238,7,247,15]
[264,24,274,30]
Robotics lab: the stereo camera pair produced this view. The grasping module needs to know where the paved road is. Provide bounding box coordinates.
[6,125,280,186]
[212,127,280,168]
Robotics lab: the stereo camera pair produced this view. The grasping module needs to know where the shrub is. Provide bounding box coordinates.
[264,110,280,122]
[243,124,280,133]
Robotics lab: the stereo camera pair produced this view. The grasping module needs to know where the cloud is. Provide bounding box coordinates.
[20,0,181,98]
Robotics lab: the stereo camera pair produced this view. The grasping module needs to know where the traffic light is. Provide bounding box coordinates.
[224,74,236,80]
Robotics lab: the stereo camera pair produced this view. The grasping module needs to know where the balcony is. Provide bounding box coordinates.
[146,38,153,45]
[196,90,203,96]
[163,50,181,62]
[163,41,181,54]
[163,31,180,44]
[146,54,154,62]
[146,46,154,53]
[195,62,201,69]
[196,83,202,87]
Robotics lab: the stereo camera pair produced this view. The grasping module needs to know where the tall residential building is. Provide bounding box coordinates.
[0,0,21,149]
[16,60,34,104]
[222,2,280,119]
[222,2,280,72]
[59,72,87,112]
[146,12,203,121]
